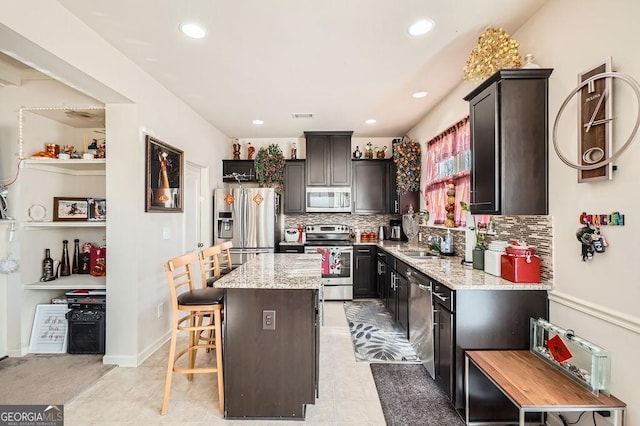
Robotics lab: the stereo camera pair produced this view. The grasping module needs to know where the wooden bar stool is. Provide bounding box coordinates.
[198,245,222,287]
[218,241,235,275]
[161,251,224,415]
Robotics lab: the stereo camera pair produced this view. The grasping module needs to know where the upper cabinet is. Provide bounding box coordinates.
[304,131,352,187]
[352,159,390,214]
[284,160,306,214]
[388,159,419,215]
[222,160,257,182]
[464,69,553,215]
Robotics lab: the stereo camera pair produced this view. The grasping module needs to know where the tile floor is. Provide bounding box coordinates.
[65,301,386,425]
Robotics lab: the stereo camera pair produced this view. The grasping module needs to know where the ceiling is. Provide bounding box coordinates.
[36,1,547,138]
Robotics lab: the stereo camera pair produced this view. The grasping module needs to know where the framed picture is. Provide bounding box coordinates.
[145,135,183,212]
[28,304,69,354]
[53,197,89,221]
[88,198,107,221]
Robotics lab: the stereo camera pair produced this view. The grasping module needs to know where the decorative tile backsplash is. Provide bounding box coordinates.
[419,215,553,283]
[284,213,553,283]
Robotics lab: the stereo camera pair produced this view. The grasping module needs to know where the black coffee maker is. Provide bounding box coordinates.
[389,219,407,241]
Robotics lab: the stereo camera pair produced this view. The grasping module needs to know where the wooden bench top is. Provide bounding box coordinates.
[466,350,626,410]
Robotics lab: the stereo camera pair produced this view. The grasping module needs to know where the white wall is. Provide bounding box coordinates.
[1,0,227,366]
[408,0,640,423]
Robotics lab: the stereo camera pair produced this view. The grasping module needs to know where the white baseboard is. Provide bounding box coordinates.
[103,330,170,367]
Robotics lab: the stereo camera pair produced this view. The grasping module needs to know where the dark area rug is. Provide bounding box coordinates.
[0,354,115,404]
[371,363,464,426]
[344,300,420,362]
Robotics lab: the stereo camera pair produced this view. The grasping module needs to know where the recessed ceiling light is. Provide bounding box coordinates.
[179,22,206,39]
[408,19,434,37]
[412,91,428,98]
[365,119,377,125]
[252,119,264,125]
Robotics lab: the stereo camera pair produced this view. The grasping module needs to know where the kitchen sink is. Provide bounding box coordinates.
[400,250,440,259]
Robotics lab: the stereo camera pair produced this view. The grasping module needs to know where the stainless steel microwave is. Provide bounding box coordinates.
[305,187,351,213]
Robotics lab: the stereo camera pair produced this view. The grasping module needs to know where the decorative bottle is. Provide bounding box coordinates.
[72,239,80,274]
[60,240,71,277]
[41,248,55,282]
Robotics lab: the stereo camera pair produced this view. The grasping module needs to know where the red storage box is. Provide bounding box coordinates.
[501,254,540,283]
[90,246,106,277]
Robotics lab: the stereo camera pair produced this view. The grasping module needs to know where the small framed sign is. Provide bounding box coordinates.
[29,304,69,354]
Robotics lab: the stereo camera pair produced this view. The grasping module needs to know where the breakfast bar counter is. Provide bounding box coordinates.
[214,253,322,420]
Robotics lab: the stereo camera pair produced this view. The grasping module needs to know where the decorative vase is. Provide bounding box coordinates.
[472,248,485,270]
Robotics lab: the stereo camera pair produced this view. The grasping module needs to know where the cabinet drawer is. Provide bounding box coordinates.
[394,259,410,278]
[432,281,454,312]
[354,245,374,255]
[279,245,304,253]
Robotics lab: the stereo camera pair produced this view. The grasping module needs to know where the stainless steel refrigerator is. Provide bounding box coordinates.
[214,187,275,266]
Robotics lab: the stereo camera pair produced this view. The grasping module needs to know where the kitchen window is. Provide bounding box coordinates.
[424,117,471,226]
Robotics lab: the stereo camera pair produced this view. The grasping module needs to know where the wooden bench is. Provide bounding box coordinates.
[465,350,626,425]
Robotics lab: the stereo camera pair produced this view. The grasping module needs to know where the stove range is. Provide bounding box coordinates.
[304,224,353,300]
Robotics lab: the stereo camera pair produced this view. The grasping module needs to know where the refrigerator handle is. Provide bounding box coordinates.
[241,189,246,248]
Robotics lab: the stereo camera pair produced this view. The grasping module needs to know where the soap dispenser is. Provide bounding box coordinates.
[442,229,454,256]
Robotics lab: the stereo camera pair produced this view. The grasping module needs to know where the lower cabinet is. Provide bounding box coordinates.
[224,288,318,419]
[353,245,377,298]
[383,254,409,337]
[378,249,548,414]
[444,288,548,411]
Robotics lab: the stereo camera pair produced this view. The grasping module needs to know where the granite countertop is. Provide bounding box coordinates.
[377,241,552,291]
[213,253,322,290]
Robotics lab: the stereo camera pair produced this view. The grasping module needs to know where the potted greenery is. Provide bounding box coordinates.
[254,144,286,193]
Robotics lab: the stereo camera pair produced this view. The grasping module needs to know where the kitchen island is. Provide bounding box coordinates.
[213,253,322,420]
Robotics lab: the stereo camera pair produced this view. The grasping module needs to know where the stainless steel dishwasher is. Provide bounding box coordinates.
[407,268,435,378]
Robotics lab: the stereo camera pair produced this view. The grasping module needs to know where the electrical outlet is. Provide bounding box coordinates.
[162,227,171,240]
[157,302,164,318]
[262,310,276,330]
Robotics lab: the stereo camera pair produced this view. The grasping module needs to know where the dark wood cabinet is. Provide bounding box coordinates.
[375,249,388,299]
[352,160,390,214]
[278,244,304,253]
[222,160,257,182]
[224,288,318,419]
[447,287,548,410]
[353,245,377,298]
[388,158,419,214]
[304,131,352,187]
[380,255,409,337]
[464,68,553,215]
[284,160,305,213]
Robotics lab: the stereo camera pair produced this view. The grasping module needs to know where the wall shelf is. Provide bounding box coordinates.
[21,159,106,176]
[23,274,106,290]
[22,221,106,229]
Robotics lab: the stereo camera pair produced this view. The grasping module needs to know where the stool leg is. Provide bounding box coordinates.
[161,318,179,415]
[187,313,197,381]
[214,309,224,413]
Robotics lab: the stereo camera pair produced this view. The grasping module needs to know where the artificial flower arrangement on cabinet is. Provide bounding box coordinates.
[254,144,286,193]
[393,135,421,193]
[463,27,522,82]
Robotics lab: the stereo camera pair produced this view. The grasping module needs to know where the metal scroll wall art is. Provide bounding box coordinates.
[576,211,624,261]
